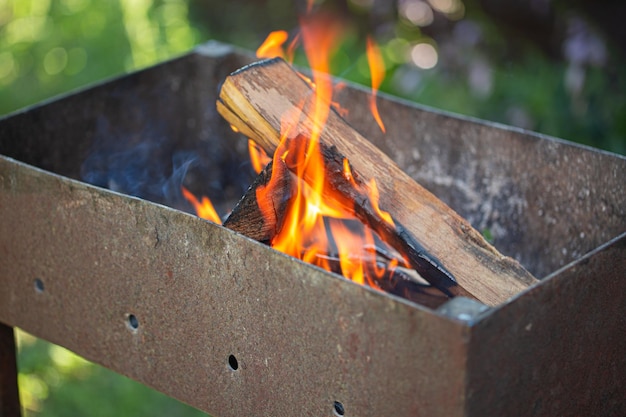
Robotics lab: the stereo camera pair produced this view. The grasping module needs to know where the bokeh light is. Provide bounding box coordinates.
[410,42,438,69]
[428,0,464,19]
[400,0,434,27]
[43,47,68,75]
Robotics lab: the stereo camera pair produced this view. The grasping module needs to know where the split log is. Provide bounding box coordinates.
[223,158,451,309]
[217,57,538,306]
[310,253,451,309]
[223,158,292,242]
[226,136,465,298]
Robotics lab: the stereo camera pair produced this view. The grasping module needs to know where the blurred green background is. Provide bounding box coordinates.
[1,0,625,154]
[15,329,207,416]
[2,0,625,415]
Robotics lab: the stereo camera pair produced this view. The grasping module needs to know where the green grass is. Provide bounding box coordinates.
[16,330,208,417]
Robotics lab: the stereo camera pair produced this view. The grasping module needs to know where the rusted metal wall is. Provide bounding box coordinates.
[0,45,253,215]
[334,83,626,278]
[2,42,624,278]
[466,234,626,416]
[1,42,625,416]
[0,156,468,417]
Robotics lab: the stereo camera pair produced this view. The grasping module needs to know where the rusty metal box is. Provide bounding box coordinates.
[1,42,624,416]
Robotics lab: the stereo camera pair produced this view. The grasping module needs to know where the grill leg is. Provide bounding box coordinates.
[0,323,21,417]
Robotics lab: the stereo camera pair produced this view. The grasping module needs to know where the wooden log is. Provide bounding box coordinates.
[311,253,451,309]
[223,158,293,242]
[225,136,464,297]
[223,158,451,309]
[217,58,538,306]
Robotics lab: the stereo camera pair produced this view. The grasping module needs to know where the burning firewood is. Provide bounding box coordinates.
[312,252,451,309]
[226,137,464,298]
[224,156,451,308]
[224,158,291,242]
[217,58,538,306]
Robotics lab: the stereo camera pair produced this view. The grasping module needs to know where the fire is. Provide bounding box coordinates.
[368,178,394,227]
[248,139,271,174]
[256,30,289,60]
[366,36,386,133]
[256,26,386,131]
[181,186,221,224]
[253,12,406,287]
[185,14,399,287]
[256,30,299,63]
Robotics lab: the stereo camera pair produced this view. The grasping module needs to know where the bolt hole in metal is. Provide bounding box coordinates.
[34,278,45,293]
[333,401,345,416]
[228,354,239,371]
[126,314,139,331]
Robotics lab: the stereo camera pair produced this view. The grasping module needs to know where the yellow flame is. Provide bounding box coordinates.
[366,36,386,133]
[256,30,289,59]
[181,186,221,224]
[248,139,271,174]
[254,12,404,288]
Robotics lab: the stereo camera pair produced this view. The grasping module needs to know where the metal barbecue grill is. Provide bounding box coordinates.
[1,41,625,417]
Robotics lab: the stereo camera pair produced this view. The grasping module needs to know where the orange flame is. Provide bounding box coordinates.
[257,30,299,63]
[248,139,271,174]
[342,157,357,187]
[299,13,342,145]
[254,13,405,287]
[181,186,221,224]
[256,30,289,59]
[368,178,394,227]
[366,36,386,133]
[331,82,350,117]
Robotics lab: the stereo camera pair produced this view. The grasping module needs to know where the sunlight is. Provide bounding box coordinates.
[120,0,159,68]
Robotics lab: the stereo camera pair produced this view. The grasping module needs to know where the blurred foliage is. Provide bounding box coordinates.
[2,0,625,414]
[16,329,208,416]
[1,0,624,154]
[0,0,201,113]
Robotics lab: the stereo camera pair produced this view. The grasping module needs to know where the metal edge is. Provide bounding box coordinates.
[0,154,470,417]
[465,232,626,416]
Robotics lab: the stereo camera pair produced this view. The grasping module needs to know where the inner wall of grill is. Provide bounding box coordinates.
[1,46,625,278]
[0,52,254,218]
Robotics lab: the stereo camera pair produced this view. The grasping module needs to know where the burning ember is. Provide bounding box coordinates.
[248,12,409,286]
[256,133,411,287]
[184,10,444,298]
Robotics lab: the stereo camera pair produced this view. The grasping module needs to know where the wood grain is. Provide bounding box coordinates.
[217,58,538,306]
